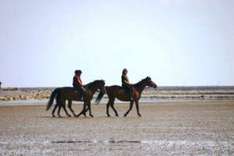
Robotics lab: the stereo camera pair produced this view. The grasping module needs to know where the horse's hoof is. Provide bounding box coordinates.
[90,115,94,118]
[107,114,110,117]
[75,113,82,117]
[123,114,127,117]
[137,114,142,117]
[116,114,119,117]
[52,114,55,117]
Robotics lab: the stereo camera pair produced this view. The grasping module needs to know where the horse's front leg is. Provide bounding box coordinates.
[83,104,88,117]
[135,100,141,117]
[87,101,93,118]
[106,100,111,117]
[76,101,87,118]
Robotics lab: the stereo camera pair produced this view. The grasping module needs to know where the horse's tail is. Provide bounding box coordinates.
[46,88,59,110]
[95,87,106,104]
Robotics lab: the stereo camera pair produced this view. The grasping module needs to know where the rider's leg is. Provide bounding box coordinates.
[74,86,84,100]
[128,86,133,100]
[80,87,86,100]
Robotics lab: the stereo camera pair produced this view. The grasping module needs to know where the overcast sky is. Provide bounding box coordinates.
[1,0,234,87]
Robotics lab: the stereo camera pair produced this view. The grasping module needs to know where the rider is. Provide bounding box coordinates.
[73,70,86,100]
[121,68,133,100]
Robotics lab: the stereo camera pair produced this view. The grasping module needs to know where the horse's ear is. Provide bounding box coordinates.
[146,76,151,80]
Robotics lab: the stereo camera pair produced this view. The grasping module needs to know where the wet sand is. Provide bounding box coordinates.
[0,100,234,155]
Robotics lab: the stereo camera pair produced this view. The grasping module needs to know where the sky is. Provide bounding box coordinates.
[0,0,234,87]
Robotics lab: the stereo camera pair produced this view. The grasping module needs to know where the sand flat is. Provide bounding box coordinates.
[0,100,234,155]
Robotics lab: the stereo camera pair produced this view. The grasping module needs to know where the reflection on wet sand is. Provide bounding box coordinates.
[52,140,142,144]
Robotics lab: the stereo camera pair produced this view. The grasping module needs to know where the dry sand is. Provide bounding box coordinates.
[0,100,234,155]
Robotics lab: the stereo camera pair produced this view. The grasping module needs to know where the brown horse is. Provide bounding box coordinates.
[102,77,157,117]
[46,80,105,117]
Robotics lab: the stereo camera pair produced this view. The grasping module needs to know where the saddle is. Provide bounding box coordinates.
[121,87,128,93]
[121,86,134,100]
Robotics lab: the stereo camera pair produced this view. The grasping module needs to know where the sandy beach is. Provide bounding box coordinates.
[0,100,234,155]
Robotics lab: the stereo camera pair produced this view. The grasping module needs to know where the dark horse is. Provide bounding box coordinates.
[101,77,157,117]
[46,80,105,117]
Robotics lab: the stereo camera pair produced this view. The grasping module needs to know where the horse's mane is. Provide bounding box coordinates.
[84,80,105,89]
[133,76,151,87]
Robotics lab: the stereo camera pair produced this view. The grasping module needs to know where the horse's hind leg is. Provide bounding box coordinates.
[57,105,62,117]
[124,101,134,117]
[52,104,58,117]
[110,100,118,117]
[135,100,141,117]
[68,100,76,117]
[56,94,62,117]
[106,99,111,117]
[62,100,71,117]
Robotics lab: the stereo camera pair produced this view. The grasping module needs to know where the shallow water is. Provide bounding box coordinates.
[1,97,233,107]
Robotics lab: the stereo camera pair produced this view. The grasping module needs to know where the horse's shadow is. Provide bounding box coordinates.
[39,115,98,119]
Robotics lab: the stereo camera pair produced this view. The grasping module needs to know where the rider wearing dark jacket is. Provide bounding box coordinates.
[121,68,133,100]
[73,70,85,99]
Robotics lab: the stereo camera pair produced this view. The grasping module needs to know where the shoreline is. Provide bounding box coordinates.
[1,86,234,101]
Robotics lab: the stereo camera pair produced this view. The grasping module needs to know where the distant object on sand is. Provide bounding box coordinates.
[0,81,1,89]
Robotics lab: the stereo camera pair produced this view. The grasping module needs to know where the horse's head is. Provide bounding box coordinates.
[92,80,106,93]
[142,76,157,88]
[85,80,105,104]
[86,80,104,91]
